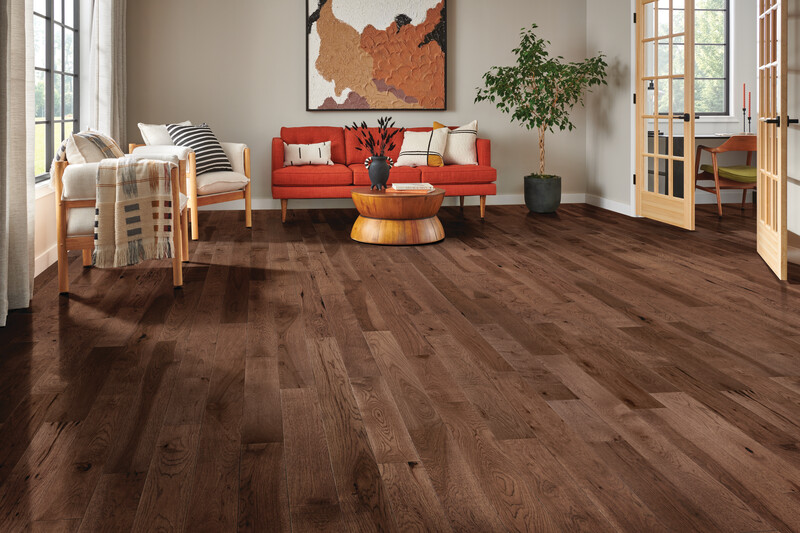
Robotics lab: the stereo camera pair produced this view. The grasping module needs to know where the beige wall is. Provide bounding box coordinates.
[125,0,590,207]
[585,0,634,212]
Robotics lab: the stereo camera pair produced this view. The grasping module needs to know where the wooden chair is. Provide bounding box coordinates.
[129,143,252,240]
[52,160,188,295]
[694,135,757,216]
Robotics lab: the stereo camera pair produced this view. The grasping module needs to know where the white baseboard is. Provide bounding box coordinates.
[585,194,633,216]
[35,244,58,277]
[696,189,755,205]
[198,193,590,212]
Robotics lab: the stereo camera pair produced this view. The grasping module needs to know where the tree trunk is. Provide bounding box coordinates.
[538,125,546,175]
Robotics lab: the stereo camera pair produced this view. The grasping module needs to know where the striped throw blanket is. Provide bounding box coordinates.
[94,156,177,268]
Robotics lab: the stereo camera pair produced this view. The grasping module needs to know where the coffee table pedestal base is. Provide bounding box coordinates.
[351,216,444,246]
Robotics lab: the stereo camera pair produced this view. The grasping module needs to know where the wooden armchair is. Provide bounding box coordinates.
[694,135,757,216]
[129,142,252,240]
[52,160,188,295]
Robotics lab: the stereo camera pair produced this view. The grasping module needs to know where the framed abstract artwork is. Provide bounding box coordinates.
[306,0,447,111]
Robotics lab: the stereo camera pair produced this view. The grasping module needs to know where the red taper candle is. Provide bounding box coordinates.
[748,92,752,118]
[743,83,746,109]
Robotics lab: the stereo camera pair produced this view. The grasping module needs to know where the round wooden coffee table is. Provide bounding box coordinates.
[350,187,445,245]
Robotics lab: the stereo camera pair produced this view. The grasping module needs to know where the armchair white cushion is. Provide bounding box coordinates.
[66,207,95,236]
[131,145,193,162]
[62,163,100,200]
[196,171,249,196]
[220,142,247,174]
[195,142,249,196]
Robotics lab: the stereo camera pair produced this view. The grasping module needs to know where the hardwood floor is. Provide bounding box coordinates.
[2,203,800,532]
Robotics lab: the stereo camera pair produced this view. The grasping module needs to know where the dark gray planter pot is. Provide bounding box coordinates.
[524,175,562,213]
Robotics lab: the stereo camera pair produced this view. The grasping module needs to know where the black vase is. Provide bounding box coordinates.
[369,156,391,190]
[524,175,562,213]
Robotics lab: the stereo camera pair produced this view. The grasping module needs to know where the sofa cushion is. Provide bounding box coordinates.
[272,164,353,187]
[700,164,757,183]
[132,145,193,162]
[167,123,232,176]
[281,127,346,165]
[420,165,497,185]
[349,164,421,186]
[66,207,95,237]
[196,171,249,196]
[139,121,191,146]
[395,129,448,167]
[66,131,124,165]
[284,141,334,167]
[62,162,100,200]
[345,127,403,166]
[434,120,479,165]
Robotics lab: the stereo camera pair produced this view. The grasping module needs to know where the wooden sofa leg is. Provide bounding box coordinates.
[460,196,465,209]
[245,183,252,229]
[181,209,190,262]
[57,243,69,294]
[82,249,93,267]
[281,199,288,223]
[190,206,199,240]
[480,196,486,219]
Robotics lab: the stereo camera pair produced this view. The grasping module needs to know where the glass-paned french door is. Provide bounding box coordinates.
[756,0,788,280]
[636,0,696,230]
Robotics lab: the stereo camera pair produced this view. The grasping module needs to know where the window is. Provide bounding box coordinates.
[656,0,730,117]
[34,0,79,182]
[694,0,729,115]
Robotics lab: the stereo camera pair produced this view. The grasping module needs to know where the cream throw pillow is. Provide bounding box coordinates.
[139,120,191,146]
[65,131,125,164]
[395,129,448,167]
[283,141,334,166]
[433,120,479,165]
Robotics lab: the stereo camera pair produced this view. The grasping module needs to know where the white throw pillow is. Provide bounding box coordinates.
[65,131,125,164]
[435,120,479,165]
[283,141,334,166]
[394,129,448,167]
[139,120,191,146]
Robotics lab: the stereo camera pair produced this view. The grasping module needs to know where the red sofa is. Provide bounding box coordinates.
[271,126,497,222]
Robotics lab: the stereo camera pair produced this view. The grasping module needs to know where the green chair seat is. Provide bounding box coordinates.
[700,164,757,183]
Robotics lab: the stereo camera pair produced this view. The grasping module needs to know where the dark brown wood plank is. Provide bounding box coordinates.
[305,336,396,531]
[281,388,339,508]
[237,443,291,533]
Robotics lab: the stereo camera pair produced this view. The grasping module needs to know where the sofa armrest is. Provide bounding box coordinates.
[220,142,248,176]
[477,139,491,167]
[272,137,284,172]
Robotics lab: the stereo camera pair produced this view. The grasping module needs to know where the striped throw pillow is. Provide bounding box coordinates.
[65,130,125,165]
[166,123,232,175]
[434,120,479,165]
[395,129,448,168]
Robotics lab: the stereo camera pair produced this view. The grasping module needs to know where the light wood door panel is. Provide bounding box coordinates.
[636,0,696,230]
[757,0,789,280]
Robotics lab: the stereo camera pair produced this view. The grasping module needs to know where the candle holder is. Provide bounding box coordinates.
[743,108,747,133]
[748,117,752,134]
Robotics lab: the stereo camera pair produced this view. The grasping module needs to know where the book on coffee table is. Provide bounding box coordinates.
[387,183,435,194]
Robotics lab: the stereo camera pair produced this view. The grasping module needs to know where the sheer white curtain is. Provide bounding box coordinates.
[87,0,126,143]
[0,0,35,327]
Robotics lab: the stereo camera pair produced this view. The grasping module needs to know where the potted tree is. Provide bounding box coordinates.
[475,24,607,213]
